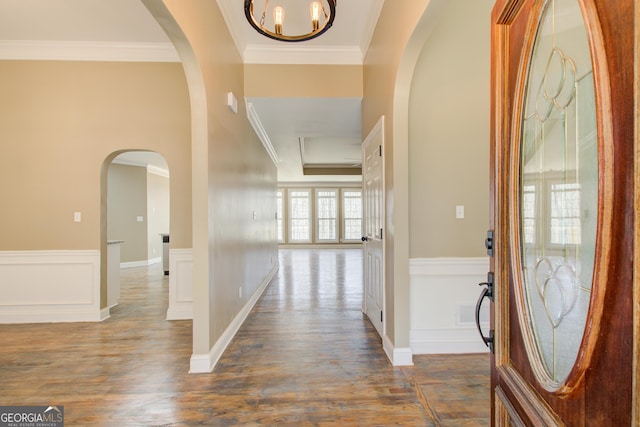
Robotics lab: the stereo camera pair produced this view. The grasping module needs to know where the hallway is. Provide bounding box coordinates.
[0,249,488,426]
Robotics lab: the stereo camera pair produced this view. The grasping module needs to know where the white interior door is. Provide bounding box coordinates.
[362,117,384,338]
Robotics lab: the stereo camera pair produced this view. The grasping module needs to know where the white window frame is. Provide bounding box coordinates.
[341,188,363,243]
[287,188,312,243]
[276,189,285,243]
[315,188,339,243]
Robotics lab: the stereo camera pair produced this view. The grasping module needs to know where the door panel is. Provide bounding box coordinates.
[490,0,634,424]
[362,117,384,338]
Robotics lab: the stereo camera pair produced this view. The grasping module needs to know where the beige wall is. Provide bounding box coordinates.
[245,64,363,97]
[408,0,492,258]
[107,164,148,263]
[147,170,170,261]
[362,0,491,352]
[153,0,278,357]
[362,0,433,350]
[0,61,192,252]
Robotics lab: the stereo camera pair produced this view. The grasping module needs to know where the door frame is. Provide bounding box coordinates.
[634,0,640,421]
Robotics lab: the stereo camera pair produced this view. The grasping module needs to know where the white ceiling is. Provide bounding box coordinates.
[0,0,383,182]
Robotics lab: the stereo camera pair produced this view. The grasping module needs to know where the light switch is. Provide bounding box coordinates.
[456,205,465,219]
[74,212,82,222]
[137,216,144,222]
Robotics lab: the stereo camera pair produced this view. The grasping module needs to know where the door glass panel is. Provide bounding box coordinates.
[519,0,597,386]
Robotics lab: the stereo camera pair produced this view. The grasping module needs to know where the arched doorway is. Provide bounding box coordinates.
[101,150,170,317]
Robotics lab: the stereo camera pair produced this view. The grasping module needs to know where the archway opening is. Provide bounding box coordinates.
[100,150,170,318]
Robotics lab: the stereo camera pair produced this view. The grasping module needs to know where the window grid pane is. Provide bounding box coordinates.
[289,190,310,242]
[343,190,362,241]
[317,190,337,241]
[522,185,536,244]
[550,183,581,245]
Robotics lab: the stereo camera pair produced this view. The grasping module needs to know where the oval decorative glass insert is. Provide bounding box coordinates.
[518,0,598,386]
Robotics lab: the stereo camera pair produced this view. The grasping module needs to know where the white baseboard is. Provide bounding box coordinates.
[189,263,279,373]
[383,335,414,366]
[409,257,490,355]
[166,249,193,320]
[410,328,490,354]
[0,250,101,323]
[120,257,161,269]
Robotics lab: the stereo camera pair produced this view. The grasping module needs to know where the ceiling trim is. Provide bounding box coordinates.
[0,40,180,62]
[246,101,280,165]
[303,166,362,176]
[243,44,363,65]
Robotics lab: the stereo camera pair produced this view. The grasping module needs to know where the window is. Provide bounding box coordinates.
[316,189,338,242]
[522,184,536,245]
[288,189,311,242]
[276,190,284,243]
[342,189,362,241]
[279,186,362,245]
[550,182,581,245]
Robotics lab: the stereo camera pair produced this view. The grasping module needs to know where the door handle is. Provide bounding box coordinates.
[475,272,494,353]
[361,236,368,242]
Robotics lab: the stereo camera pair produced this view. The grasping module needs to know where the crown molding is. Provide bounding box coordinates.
[243,44,363,65]
[0,40,180,62]
[246,101,280,166]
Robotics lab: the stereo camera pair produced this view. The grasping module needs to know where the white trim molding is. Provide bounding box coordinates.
[166,248,193,320]
[189,263,279,373]
[383,335,414,366]
[0,40,180,62]
[0,250,101,323]
[246,101,280,166]
[120,257,161,269]
[410,257,490,354]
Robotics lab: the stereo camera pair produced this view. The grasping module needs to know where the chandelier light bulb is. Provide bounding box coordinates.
[244,0,336,42]
[273,6,284,35]
[310,2,321,31]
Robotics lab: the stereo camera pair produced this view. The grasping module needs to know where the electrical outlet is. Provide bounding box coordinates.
[456,205,465,219]
[74,212,82,222]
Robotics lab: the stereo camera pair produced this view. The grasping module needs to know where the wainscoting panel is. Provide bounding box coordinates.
[410,257,490,354]
[0,250,101,323]
[166,248,193,320]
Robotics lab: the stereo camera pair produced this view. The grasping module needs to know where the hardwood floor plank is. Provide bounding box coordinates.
[0,249,488,426]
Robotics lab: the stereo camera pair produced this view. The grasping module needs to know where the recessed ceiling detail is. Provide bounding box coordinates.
[299,137,362,176]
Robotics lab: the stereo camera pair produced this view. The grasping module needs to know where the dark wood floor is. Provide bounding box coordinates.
[0,249,489,426]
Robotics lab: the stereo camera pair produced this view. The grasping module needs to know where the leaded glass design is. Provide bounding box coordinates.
[518,0,597,386]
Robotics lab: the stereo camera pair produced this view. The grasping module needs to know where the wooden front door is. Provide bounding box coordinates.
[488,0,634,424]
